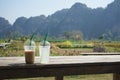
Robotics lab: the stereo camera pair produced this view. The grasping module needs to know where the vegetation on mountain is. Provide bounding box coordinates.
[0,0,120,40]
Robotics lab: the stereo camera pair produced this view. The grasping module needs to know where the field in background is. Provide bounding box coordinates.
[0,40,120,56]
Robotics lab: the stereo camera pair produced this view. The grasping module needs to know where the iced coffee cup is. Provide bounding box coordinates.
[24,39,36,64]
[39,41,50,64]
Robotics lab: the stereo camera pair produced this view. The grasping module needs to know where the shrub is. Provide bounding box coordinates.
[93,42,105,52]
[104,42,120,48]
[58,40,72,48]
[73,44,93,48]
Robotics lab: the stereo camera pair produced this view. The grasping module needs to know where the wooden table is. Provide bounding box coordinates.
[0,56,120,80]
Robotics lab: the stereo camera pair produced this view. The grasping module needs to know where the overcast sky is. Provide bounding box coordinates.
[0,0,114,24]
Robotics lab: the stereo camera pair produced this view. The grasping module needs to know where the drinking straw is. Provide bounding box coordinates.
[43,32,48,46]
[30,33,35,46]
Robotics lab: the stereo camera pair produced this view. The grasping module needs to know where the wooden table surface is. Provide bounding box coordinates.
[1,55,120,66]
[0,55,120,80]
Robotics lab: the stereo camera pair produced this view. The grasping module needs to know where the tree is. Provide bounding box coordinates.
[64,30,83,42]
[98,34,104,40]
[72,30,83,42]
[12,31,22,40]
[35,32,41,41]
[107,31,113,40]
[64,31,72,40]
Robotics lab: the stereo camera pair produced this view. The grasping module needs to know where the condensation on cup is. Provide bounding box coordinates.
[39,41,50,64]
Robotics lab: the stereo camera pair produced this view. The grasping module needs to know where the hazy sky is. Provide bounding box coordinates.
[0,0,114,24]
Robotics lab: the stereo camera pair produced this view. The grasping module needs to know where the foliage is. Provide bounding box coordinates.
[0,39,120,57]
[73,44,93,48]
[98,34,104,40]
[64,30,83,41]
[104,42,120,52]
[0,0,120,40]
[64,31,72,40]
[93,42,106,52]
[0,41,24,56]
[104,42,120,47]
[61,40,72,48]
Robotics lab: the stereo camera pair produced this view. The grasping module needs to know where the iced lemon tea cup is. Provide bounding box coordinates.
[39,41,50,64]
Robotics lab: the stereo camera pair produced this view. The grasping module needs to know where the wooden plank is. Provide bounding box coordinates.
[1,55,120,66]
[0,62,120,79]
[55,75,63,80]
[113,73,120,80]
[0,56,120,79]
[0,64,120,79]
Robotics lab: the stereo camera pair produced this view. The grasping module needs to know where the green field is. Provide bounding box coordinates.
[0,40,120,56]
[10,74,112,80]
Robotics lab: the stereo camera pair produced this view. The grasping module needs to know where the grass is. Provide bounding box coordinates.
[9,74,112,80]
[65,74,112,80]
[0,40,120,56]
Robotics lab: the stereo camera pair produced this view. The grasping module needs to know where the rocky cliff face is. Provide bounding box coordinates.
[0,0,120,40]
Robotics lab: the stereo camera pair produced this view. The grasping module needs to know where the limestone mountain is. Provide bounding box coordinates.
[0,17,12,38]
[0,0,120,40]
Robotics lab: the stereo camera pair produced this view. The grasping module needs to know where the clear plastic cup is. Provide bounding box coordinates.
[24,39,36,64]
[39,41,50,64]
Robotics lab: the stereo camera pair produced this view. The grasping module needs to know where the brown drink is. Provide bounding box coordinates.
[25,50,34,64]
